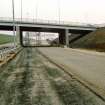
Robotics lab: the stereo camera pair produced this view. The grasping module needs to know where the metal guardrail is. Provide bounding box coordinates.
[0,17,97,28]
[0,47,17,62]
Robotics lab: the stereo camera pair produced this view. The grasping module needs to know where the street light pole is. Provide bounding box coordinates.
[21,0,22,22]
[58,0,60,24]
[35,0,38,22]
[12,0,16,48]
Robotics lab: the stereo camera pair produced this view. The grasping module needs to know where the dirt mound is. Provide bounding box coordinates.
[70,27,105,51]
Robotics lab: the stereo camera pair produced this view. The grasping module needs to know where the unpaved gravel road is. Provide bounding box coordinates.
[0,48,105,105]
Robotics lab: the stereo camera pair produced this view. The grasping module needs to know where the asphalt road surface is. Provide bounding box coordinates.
[0,48,105,105]
[39,47,105,98]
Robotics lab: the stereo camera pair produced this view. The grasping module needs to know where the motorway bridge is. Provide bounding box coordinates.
[0,17,97,46]
[1,18,105,105]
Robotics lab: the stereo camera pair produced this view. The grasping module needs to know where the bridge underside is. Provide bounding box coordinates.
[0,25,93,47]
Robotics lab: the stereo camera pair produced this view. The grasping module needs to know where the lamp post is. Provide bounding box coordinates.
[21,0,22,22]
[12,0,16,48]
[35,0,38,22]
[58,0,60,24]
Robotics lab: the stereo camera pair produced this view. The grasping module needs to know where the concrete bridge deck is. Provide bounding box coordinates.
[0,18,98,47]
[0,17,97,30]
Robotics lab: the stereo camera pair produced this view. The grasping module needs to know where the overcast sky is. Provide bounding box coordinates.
[0,0,105,24]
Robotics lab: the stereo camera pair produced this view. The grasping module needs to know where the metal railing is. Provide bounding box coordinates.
[0,47,17,62]
[0,17,97,27]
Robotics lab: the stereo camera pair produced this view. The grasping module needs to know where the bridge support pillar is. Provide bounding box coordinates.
[16,26,21,46]
[65,29,69,47]
[16,26,23,46]
[20,31,23,46]
[59,31,66,45]
[59,29,70,47]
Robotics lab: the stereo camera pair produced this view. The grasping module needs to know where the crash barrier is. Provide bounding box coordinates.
[0,46,18,62]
